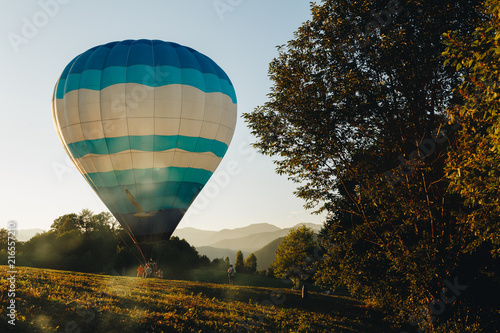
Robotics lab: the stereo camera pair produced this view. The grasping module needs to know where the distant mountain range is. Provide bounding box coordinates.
[13,229,45,242]
[173,222,323,271]
[172,223,281,248]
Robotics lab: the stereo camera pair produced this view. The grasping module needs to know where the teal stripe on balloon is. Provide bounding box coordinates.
[92,181,204,214]
[85,166,213,188]
[67,135,228,159]
[56,65,237,103]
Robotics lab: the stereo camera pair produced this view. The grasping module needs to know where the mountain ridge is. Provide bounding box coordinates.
[176,222,323,271]
[173,222,322,250]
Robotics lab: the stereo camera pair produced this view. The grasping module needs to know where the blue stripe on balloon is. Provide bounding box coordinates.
[56,65,236,103]
[79,70,102,90]
[85,166,213,188]
[67,135,228,159]
[92,181,204,214]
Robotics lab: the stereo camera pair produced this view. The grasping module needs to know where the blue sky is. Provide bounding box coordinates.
[0,0,327,232]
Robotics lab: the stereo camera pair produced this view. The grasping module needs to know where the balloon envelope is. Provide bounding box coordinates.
[52,40,237,255]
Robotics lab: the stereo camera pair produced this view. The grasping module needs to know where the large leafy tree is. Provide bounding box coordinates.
[243,0,492,331]
[235,250,245,273]
[50,209,118,235]
[271,226,318,288]
[244,253,257,274]
[50,213,80,235]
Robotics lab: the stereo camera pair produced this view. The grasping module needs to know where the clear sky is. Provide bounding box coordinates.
[0,0,327,232]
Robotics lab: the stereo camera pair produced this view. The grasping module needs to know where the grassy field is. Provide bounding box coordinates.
[0,266,393,332]
[184,268,301,289]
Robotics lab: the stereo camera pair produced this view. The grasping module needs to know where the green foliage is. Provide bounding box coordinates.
[0,228,8,245]
[50,209,117,235]
[235,250,244,273]
[19,210,210,275]
[19,228,120,273]
[440,2,500,329]
[153,236,202,272]
[187,268,291,288]
[51,213,79,235]
[199,255,211,268]
[244,253,257,274]
[243,0,499,331]
[272,226,319,288]
[444,0,500,252]
[24,209,121,272]
[211,257,229,270]
[267,266,276,278]
[257,269,267,276]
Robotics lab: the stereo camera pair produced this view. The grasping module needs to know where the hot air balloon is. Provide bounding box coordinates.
[52,40,237,261]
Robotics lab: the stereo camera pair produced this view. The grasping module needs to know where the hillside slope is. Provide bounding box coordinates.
[195,224,321,270]
[208,229,290,252]
[0,266,392,332]
[196,246,238,263]
[253,237,284,270]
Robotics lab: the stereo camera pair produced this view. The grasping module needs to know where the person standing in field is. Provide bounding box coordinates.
[228,264,235,285]
[145,264,152,278]
[137,264,144,278]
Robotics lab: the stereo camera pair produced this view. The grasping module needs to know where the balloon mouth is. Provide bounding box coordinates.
[134,238,171,245]
[130,233,175,262]
[114,209,185,243]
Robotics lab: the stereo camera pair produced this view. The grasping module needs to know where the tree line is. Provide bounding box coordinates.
[0,209,230,276]
[0,209,269,279]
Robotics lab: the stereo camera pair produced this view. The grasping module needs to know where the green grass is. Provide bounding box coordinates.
[184,268,292,288]
[0,266,393,332]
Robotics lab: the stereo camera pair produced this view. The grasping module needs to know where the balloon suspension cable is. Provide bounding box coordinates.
[117,223,147,265]
[77,169,146,265]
